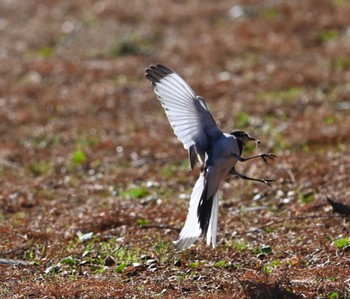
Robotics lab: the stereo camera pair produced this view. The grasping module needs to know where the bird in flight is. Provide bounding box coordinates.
[145,64,276,251]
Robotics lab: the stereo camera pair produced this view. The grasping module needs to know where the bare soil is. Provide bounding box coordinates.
[0,0,349,298]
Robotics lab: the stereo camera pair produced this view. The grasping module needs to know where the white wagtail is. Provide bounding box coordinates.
[145,64,276,251]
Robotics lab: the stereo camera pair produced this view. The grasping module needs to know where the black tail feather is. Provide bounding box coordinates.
[197,185,213,237]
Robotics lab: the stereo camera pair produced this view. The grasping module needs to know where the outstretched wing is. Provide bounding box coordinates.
[145,64,222,169]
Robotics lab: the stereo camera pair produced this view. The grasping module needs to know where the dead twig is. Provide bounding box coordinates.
[261,214,345,228]
[139,224,180,232]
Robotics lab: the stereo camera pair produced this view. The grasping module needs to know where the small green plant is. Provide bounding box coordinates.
[113,246,140,265]
[115,262,128,273]
[29,160,52,176]
[75,135,100,148]
[121,186,150,199]
[297,189,314,204]
[260,87,305,103]
[326,116,336,125]
[243,141,256,155]
[331,0,348,5]
[36,189,56,200]
[236,112,251,128]
[333,237,350,249]
[262,7,280,20]
[160,160,189,177]
[153,237,171,253]
[71,149,87,165]
[214,260,228,268]
[37,46,54,58]
[159,165,176,177]
[234,240,248,252]
[60,256,78,267]
[269,260,280,267]
[189,261,200,269]
[32,134,60,148]
[328,291,340,299]
[137,218,150,226]
[336,143,345,152]
[333,57,349,71]
[26,46,54,59]
[77,237,142,274]
[261,265,271,275]
[261,260,280,274]
[108,33,153,57]
[317,30,339,43]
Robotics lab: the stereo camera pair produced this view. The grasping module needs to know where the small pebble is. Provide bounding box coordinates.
[257,253,266,260]
[174,260,182,267]
[104,256,116,267]
[146,259,157,266]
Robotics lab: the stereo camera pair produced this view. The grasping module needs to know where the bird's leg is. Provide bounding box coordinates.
[233,153,277,164]
[229,167,275,188]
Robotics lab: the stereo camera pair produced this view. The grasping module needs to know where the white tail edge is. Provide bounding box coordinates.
[173,174,205,251]
[206,192,218,248]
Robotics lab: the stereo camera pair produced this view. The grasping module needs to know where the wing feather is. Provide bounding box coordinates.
[145,64,222,154]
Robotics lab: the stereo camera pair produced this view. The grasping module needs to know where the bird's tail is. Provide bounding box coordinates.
[174,174,205,251]
[174,174,219,251]
[205,192,218,248]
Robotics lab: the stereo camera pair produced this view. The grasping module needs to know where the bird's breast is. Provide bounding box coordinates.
[207,135,239,175]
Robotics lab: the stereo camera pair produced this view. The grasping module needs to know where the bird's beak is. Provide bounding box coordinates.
[248,135,260,145]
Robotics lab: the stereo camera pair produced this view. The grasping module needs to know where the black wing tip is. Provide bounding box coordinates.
[145,63,174,83]
[156,64,173,74]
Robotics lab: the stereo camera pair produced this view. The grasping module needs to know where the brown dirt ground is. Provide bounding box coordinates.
[1,0,350,298]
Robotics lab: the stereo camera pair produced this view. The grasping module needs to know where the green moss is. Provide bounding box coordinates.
[25,46,55,59]
[29,160,52,176]
[332,57,349,70]
[36,189,56,200]
[317,30,339,43]
[260,87,305,103]
[107,33,154,57]
[236,112,251,128]
[262,7,280,20]
[331,0,348,5]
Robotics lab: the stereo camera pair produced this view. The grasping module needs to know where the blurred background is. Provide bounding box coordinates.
[1,0,350,297]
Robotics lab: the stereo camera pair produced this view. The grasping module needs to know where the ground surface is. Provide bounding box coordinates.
[0,0,350,298]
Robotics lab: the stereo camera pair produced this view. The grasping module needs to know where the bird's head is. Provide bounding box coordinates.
[230,131,260,146]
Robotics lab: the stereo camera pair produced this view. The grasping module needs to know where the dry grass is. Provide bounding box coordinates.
[1,0,350,298]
